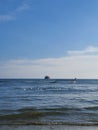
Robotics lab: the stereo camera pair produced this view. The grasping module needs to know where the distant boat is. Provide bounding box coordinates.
[72,78,77,83]
[71,78,77,84]
[44,76,50,79]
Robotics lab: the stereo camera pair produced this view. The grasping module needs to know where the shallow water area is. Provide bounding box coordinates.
[0,125,98,130]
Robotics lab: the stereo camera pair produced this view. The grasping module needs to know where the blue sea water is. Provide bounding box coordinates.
[0,79,98,125]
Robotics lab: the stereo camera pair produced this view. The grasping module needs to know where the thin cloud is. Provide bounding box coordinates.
[0,2,31,22]
[1,46,98,78]
[0,14,15,21]
[67,46,98,56]
[16,3,30,12]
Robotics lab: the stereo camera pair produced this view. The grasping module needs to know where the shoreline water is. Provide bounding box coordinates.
[0,125,98,130]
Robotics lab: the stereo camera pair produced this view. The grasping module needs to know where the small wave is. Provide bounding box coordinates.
[0,106,81,120]
[84,106,98,110]
[1,121,98,126]
[1,106,98,126]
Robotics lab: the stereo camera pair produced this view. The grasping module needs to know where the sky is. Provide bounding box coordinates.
[0,0,98,79]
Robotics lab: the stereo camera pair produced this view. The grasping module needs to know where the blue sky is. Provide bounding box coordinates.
[0,0,98,78]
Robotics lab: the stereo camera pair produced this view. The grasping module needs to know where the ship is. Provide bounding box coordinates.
[44,75,50,79]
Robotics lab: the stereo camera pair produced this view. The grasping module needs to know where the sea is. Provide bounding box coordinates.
[0,79,98,126]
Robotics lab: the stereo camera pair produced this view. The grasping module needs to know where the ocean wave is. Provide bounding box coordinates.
[1,121,98,126]
[84,106,98,110]
[1,106,98,125]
